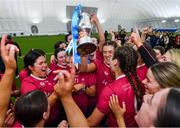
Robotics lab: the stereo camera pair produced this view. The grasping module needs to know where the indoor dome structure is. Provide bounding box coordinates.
[0,0,180,35]
[0,1,180,128]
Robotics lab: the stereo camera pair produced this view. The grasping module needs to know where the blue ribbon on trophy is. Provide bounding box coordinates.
[66,4,96,64]
[66,4,81,64]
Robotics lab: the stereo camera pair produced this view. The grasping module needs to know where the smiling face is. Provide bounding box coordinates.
[135,88,169,127]
[67,35,72,44]
[163,52,172,62]
[103,45,114,65]
[154,49,162,61]
[160,52,172,62]
[91,37,98,46]
[110,57,118,73]
[142,68,161,94]
[65,55,73,68]
[59,43,67,50]
[57,51,66,66]
[29,56,48,78]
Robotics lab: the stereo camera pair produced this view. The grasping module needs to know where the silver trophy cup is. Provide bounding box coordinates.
[77,12,96,55]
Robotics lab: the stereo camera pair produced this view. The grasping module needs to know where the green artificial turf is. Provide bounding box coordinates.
[14,35,65,70]
[13,35,65,86]
[12,33,99,87]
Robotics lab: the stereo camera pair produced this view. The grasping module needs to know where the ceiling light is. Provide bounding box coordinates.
[161,20,166,23]
[62,18,70,23]
[99,19,106,23]
[32,19,41,24]
[174,19,179,22]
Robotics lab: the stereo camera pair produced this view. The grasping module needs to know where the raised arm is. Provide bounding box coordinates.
[0,35,19,126]
[90,14,105,53]
[131,32,157,67]
[54,66,89,127]
[140,27,149,42]
[47,92,58,107]
[109,29,115,41]
[78,55,96,73]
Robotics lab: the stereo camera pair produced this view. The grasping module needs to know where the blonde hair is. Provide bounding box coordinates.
[166,49,180,67]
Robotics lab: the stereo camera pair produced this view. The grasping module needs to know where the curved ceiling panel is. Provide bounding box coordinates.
[0,0,179,20]
[0,0,179,34]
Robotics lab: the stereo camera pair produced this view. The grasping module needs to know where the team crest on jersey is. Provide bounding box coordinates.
[75,77,78,83]
[81,78,85,81]
[104,71,109,76]
[40,82,45,87]
[102,80,108,86]
[48,83,52,86]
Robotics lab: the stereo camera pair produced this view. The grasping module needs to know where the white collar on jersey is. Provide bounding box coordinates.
[30,74,47,80]
[116,74,126,80]
[57,63,67,69]
[103,61,111,68]
[137,63,145,68]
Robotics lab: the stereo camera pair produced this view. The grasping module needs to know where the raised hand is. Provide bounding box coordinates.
[54,65,88,127]
[130,32,143,48]
[90,14,99,24]
[90,14,105,53]
[141,27,149,42]
[142,27,149,35]
[0,35,19,126]
[54,66,75,98]
[3,109,15,127]
[1,35,19,72]
[109,29,115,41]
[57,120,68,128]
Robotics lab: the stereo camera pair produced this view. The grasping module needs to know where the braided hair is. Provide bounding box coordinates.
[113,46,143,110]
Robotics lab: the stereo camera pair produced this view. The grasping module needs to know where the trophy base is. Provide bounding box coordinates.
[77,43,96,55]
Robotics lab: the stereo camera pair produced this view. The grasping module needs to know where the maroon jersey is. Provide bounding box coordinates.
[97,65,147,127]
[94,59,114,99]
[73,72,96,116]
[48,63,69,83]
[21,74,54,96]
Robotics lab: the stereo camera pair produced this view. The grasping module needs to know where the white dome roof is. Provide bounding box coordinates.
[0,0,179,35]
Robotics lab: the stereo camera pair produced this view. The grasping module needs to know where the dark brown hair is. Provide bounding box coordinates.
[113,46,143,110]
